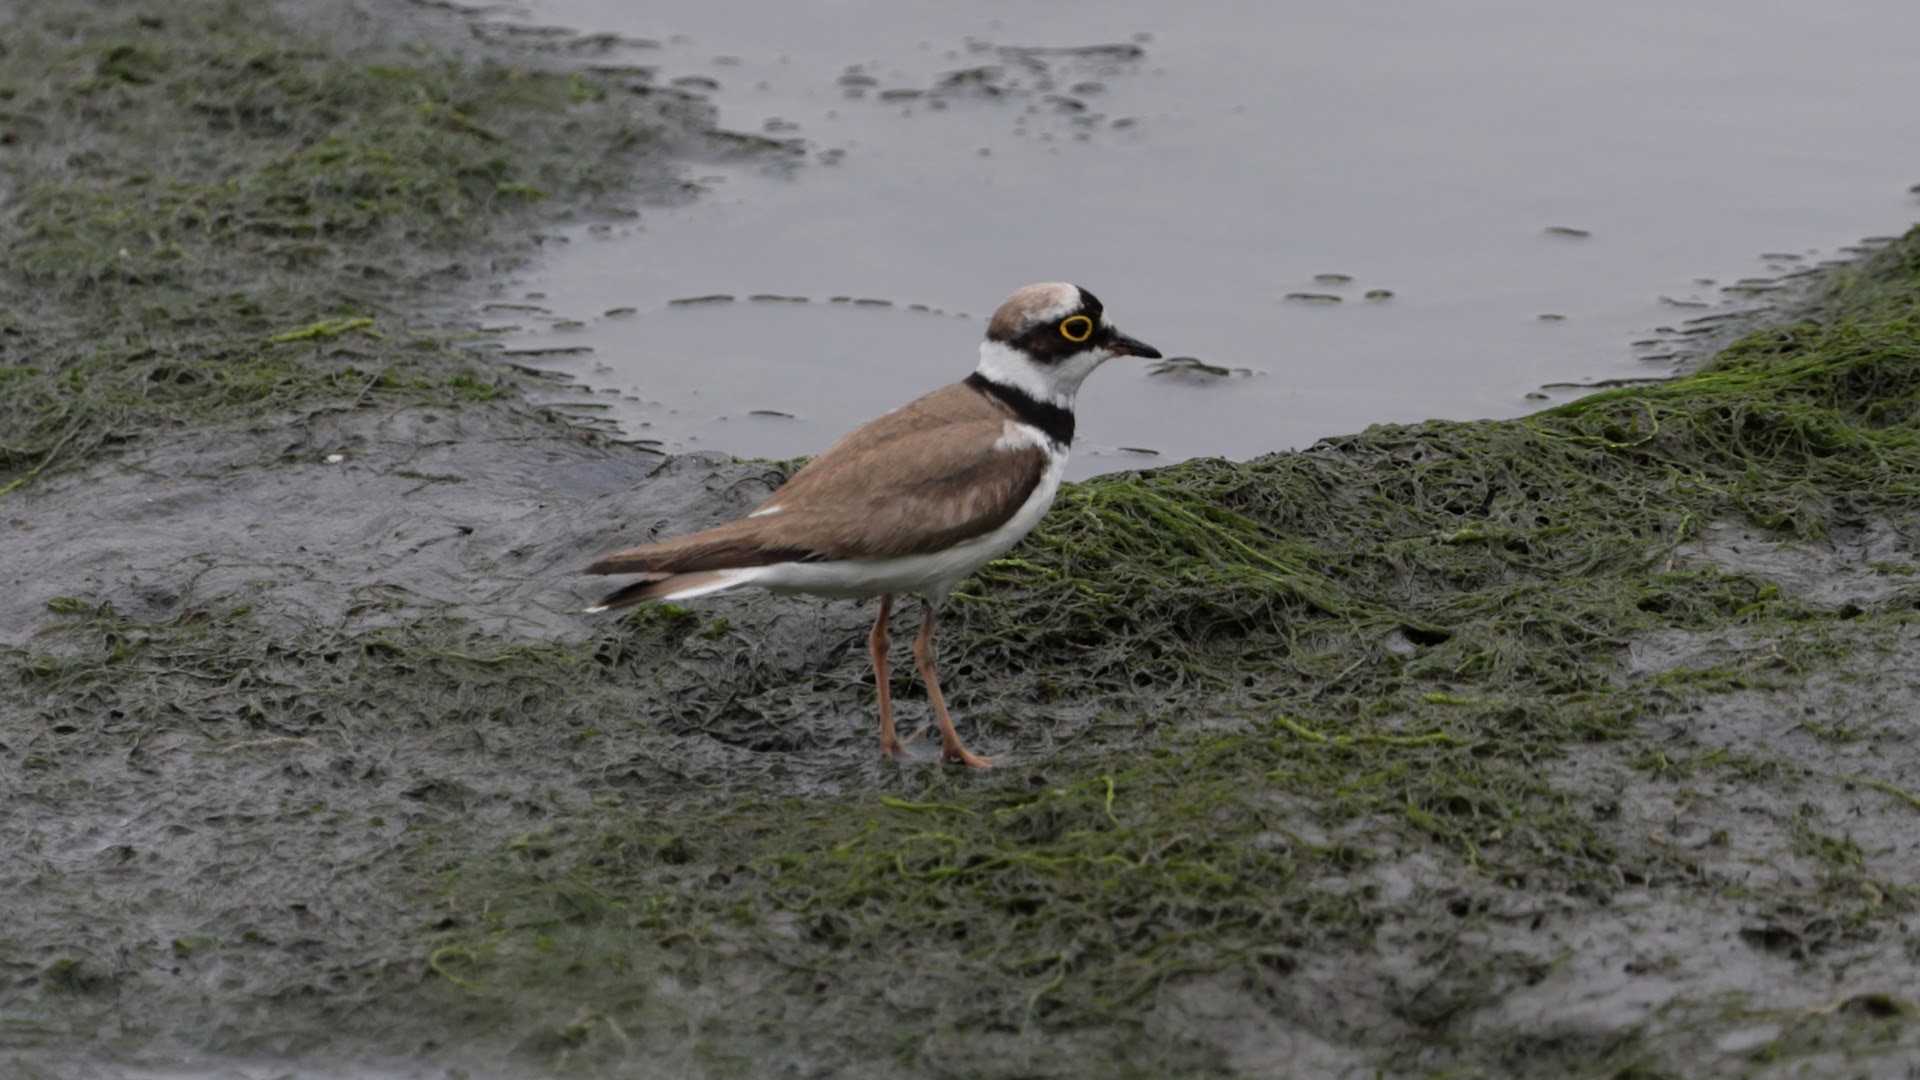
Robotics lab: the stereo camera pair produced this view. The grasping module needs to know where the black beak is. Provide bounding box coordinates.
[1105,328,1162,360]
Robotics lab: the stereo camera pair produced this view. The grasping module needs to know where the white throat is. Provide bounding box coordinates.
[974,340,1109,408]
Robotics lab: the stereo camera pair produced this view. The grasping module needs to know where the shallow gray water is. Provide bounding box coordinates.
[493,0,1920,477]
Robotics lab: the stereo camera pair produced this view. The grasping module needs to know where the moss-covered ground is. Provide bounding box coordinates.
[4,2,1920,1078]
[0,0,723,498]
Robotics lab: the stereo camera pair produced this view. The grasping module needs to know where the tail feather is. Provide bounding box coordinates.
[585,551,666,575]
[583,568,759,613]
[586,519,818,577]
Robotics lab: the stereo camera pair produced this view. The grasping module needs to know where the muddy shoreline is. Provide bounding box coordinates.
[6,3,1920,1078]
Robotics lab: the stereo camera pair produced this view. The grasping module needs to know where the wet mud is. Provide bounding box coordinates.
[5,2,1920,1078]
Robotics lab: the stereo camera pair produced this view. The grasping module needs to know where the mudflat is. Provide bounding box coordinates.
[3,2,1918,1077]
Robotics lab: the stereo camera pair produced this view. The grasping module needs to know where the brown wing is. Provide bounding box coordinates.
[586,383,1049,575]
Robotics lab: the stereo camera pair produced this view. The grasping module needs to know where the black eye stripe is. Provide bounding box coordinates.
[1012,309,1108,363]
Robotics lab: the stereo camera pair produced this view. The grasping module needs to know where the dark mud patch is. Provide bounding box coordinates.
[1668,517,1920,609]
[1482,546,1920,1073]
[0,406,791,645]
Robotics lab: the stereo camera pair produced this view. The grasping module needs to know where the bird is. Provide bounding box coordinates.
[584,282,1161,768]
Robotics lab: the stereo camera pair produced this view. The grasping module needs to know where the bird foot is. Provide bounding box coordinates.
[881,736,912,762]
[942,744,995,769]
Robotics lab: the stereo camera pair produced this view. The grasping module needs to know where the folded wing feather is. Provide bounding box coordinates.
[586,382,1050,576]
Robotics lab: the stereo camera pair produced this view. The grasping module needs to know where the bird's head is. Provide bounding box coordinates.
[974,282,1161,406]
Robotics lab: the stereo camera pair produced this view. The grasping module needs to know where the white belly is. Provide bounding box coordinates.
[752,439,1067,603]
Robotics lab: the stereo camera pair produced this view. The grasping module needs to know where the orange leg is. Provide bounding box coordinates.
[913,603,993,769]
[870,594,908,761]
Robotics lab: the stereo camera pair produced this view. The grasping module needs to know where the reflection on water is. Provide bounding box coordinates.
[491,0,1920,478]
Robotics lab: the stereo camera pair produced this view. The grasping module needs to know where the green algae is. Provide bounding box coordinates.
[0,0,696,497]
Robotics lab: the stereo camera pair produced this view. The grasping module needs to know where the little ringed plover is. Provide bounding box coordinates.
[585,282,1162,768]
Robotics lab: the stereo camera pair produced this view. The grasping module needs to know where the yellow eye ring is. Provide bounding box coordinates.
[1060,315,1094,343]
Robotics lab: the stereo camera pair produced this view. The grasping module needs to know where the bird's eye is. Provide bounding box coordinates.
[1059,315,1094,342]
